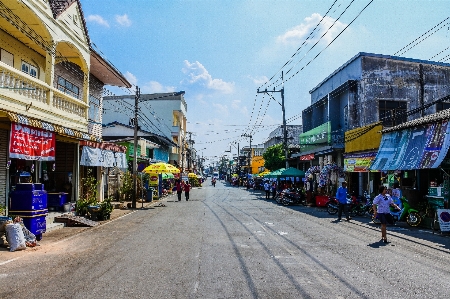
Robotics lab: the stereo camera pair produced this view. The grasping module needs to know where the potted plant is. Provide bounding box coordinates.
[99,197,113,220]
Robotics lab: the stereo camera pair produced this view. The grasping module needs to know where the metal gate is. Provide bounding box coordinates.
[106,167,122,201]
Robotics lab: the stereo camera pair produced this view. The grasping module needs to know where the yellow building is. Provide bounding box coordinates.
[0,0,130,207]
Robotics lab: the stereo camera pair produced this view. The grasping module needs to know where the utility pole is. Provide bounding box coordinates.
[132,86,140,209]
[187,132,193,172]
[241,134,252,177]
[257,71,289,169]
[237,142,240,177]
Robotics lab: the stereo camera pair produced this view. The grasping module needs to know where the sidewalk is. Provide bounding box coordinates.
[1,197,169,251]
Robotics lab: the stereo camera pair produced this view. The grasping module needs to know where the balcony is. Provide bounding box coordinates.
[0,62,89,131]
[171,125,180,137]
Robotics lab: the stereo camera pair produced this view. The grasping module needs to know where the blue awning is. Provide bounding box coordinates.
[370,120,450,171]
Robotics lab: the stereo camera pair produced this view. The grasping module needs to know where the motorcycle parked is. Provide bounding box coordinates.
[274,190,283,204]
[327,194,364,216]
[372,196,421,226]
[326,196,339,215]
[280,188,307,206]
[361,197,375,217]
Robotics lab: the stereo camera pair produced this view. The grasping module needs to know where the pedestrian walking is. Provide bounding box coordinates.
[264,181,270,199]
[176,179,182,201]
[373,185,400,243]
[271,182,277,199]
[336,181,350,221]
[391,182,402,209]
[184,180,191,201]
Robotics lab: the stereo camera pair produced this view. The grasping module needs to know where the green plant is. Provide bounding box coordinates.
[119,171,146,201]
[99,197,114,220]
[263,144,285,171]
[77,169,99,216]
[119,171,133,201]
[0,203,6,216]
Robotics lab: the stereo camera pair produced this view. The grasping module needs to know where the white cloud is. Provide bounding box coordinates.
[212,103,229,116]
[182,60,235,94]
[247,75,269,85]
[277,13,347,46]
[124,71,137,86]
[86,15,109,27]
[142,81,175,93]
[115,14,132,27]
[231,100,241,110]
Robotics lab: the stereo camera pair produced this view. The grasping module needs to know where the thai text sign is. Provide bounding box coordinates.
[299,122,331,152]
[344,152,377,172]
[9,123,55,161]
[437,209,450,232]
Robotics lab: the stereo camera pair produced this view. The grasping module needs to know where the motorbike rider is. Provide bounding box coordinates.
[336,181,350,221]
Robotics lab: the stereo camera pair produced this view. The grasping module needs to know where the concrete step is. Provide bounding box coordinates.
[45,211,71,233]
[46,221,65,233]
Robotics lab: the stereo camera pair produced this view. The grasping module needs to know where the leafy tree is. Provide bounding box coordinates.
[263,144,285,171]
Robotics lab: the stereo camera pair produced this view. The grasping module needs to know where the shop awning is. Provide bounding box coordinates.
[370,119,450,171]
[80,146,127,168]
[6,111,101,142]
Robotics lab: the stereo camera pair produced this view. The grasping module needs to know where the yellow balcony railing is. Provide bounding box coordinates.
[0,62,88,120]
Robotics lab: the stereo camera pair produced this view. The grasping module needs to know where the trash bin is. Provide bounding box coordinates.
[146,188,154,202]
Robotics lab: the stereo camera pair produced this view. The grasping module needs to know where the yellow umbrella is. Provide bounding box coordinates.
[259,170,271,177]
[142,162,180,174]
[188,173,197,178]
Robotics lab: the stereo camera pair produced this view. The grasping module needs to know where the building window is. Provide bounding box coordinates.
[436,102,450,112]
[344,105,348,130]
[88,95,101,123]
[1,49,14,67]
[57,76,80,99]
[21,61,38,78]
[379,100,407,128]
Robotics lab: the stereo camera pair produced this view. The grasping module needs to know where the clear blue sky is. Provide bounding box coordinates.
[81,0,450,164]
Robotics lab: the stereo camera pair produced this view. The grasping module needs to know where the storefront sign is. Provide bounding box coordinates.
[299,122,331,152]
[80,140,127,153]
[437,209,450,232]
[299,154,314,161]
[9,123,55,161]
[80,146,128,168]
[344,152,377,172]
[149,174,159,186]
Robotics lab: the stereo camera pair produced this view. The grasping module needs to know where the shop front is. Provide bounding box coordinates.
[344,122,383,198]
[0,111,103,215]
[370,113,450,226]
[79,140,127,201]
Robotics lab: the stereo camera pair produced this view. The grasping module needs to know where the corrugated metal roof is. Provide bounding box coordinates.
[382,108,450,133]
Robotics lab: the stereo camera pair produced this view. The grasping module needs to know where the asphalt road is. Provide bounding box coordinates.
[1,180,449,299]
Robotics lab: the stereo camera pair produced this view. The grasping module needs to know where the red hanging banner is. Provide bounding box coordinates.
[9,123,56,161]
